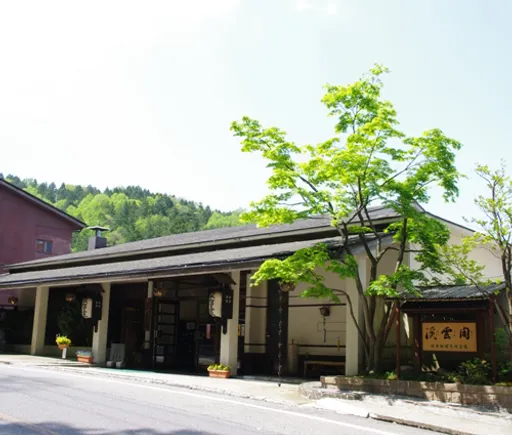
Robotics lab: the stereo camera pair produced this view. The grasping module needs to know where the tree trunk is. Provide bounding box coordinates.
[508,293,512,362]
[365,337,377,373]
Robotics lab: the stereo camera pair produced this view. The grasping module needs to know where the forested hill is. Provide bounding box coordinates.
[1,174,243,251]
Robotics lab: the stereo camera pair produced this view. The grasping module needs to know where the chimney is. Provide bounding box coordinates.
[86,226,110,250]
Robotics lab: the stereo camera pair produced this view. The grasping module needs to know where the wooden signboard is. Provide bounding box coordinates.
[422,322,477,352]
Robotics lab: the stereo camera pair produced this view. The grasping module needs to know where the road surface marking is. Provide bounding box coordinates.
[8,366,403,435]
[0,411,59,435]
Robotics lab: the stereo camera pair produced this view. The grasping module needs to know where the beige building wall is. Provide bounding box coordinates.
[244,275,267,355]
[409,222,503,282]
[288,270,347,357]
[244,268,350,366]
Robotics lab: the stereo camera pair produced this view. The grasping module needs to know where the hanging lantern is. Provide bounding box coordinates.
[81,297,93,319]
[65,293,76,303]
[153,287,165,298]
[7,296,18,306]
[153,280,167,298]
[279,282,295,293]
[319,306,331,317]
[208,291,223,318]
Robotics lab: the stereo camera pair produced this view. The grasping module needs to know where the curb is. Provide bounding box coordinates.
[369,413,473,435]
[299,381,364,401]
[299,383,511,435]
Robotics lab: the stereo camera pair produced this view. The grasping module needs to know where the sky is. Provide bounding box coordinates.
[1,0,511,226]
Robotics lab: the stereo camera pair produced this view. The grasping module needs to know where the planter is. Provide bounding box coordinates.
[320,376,512,410]
[208,370,231,379]
[58,344,69,350]
[77,356,94,364]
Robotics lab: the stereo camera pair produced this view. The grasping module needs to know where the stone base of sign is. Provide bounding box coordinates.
[321,376,512,410]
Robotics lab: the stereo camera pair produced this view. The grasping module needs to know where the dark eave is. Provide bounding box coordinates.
[8,203,471,273]
[8,204,406,271]
[388,283,505,302]
[0,234,390,289]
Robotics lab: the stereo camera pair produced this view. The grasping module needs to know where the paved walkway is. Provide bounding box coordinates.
[0,354,307,405]
[2,354,511,435]
[310,396,512,435]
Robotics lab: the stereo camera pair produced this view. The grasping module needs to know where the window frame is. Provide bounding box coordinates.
[36,239,53,254]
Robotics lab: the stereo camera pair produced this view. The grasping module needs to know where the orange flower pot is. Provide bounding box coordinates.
[208,370,231,379]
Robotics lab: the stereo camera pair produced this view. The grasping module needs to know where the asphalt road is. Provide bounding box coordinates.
[0,364,439,435]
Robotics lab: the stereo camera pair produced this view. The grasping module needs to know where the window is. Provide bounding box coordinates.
[36,239,53,254]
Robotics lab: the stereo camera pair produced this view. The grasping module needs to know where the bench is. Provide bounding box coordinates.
[303,360,345,377]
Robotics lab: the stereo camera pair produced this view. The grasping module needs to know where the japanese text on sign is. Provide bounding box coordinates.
[422,322,477,352]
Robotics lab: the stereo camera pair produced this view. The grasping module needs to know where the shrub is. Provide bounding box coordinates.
[385,371,398,381]
[443,371,464,383]
[498,361,512,382]
[495,328,509,355]
[208,364,231,371]
[55,335,71,346]
[458,358,491,385]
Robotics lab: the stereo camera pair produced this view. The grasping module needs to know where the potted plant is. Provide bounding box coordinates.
[76,350,93,364]
[207,364,231,378]
[55,335,71,350]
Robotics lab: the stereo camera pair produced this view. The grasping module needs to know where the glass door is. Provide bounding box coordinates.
[153,300,179,370]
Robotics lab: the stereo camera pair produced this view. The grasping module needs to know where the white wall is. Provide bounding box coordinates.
[448,223,503,280]
[408,221,503,281]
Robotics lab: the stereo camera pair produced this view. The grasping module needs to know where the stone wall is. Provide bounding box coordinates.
[321,376,512,410]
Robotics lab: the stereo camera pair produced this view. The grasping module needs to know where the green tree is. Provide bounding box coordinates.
[231,65,463,373]
[8,174,241,251]
[135,215,173,239]
[440,163,512,359]
[204,209,244,230]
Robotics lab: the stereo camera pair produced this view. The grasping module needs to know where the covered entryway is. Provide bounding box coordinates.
[145,273,238,373]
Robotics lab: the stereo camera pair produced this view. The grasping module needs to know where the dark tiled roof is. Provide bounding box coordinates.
[401,283,506,301]
[10,217,334,269]
[10,204,409,270]
[0,179,85,229]
[0,235,386,289]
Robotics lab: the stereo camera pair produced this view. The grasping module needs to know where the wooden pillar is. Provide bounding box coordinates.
[31,286,49,355]
[92,283,111,365]
[490,297,497,383]
[395,304,401,378]
[220,270,240,375]
[413,314,422,371]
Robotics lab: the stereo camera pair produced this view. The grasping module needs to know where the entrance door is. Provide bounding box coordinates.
[266,280,289,375]
[153,300,179,370]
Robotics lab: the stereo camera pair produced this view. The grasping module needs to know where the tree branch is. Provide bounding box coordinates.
[379,146,426,190]
[333,288,369,358]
